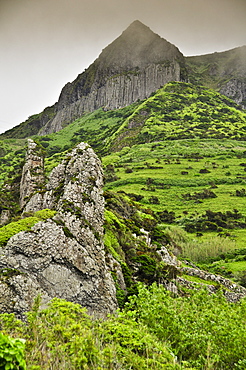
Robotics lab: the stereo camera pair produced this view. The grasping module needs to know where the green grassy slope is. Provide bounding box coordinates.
[103,139,246,254]
[107,82,246,151]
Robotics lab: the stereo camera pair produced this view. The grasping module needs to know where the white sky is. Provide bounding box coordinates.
[1,0,246,133]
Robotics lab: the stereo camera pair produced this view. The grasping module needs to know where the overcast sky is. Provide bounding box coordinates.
[1,0,246,134]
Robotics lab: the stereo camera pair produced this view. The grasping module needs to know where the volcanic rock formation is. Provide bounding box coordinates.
[0,141,118,317]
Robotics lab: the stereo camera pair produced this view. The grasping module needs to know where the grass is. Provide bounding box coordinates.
[37,103,138,158]
[108,82,246,150]
[104,140,246,216]
[223,261,246,272]
[103,139,246,258]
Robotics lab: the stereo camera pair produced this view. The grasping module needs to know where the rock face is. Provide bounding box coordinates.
[220,78,246,108]
[39,20,186,135]
[0,142,118,317]
[186,45,246,108]
[179,264,246,303]
[19,139,45,209]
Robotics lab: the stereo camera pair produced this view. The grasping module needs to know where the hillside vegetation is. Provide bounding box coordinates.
[1,82,246,275]
[186,46,246,94]
[109,82,246,150]
[1,286,246,369]
[0,82,246,269]
[1,81,246,368]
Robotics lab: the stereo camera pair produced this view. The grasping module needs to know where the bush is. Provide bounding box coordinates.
[0,333,26,370]
[0,298,185,369]
[235,270,246,287]
[125,283,246,369]
[149,196,160,204]
[182,189,217,200]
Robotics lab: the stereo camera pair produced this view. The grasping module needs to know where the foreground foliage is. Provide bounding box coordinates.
[0,297,183,370]
[0,333,26,370]
[125,284,246,369]
[0,285,246,369]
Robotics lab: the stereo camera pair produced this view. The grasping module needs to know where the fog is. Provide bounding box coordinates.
[1,0,246,133]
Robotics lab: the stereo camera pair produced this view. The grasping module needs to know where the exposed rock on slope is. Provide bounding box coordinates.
[0,142,118,317]
[186,46,246,108]
[220,78,246,108]
[19,139,45,209]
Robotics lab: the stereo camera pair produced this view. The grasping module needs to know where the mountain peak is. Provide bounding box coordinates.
[3,21,187,137]
[98,20,183,70]
[123,20,152,34]
[39,21,186,134]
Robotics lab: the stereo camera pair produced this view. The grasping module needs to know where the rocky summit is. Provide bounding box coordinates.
[39,20,186,135]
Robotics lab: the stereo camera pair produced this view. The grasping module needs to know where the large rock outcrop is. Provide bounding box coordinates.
[0,142,118,317]
[39,20,186,135]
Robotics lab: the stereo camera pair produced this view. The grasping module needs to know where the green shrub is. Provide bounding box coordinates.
[0,332,26,370]
[0,298,187,369]
[125,283,246,369]
[2,287,245,369]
